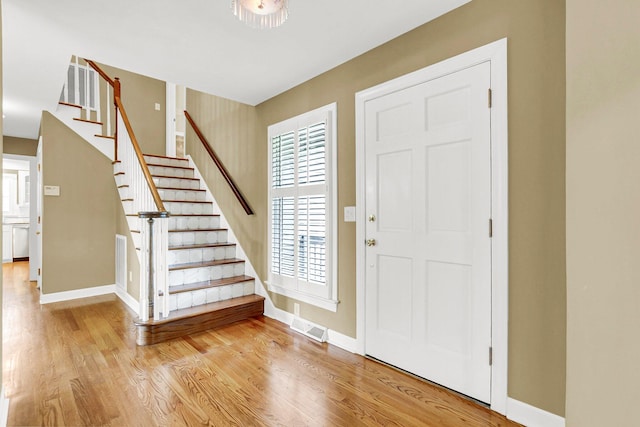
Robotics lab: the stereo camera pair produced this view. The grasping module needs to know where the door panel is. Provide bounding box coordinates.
[365,62,492,403]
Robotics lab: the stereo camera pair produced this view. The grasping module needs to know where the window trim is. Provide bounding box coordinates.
[267,102,338,312]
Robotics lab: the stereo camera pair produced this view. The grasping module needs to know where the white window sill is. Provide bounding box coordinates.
[266,281,339,312]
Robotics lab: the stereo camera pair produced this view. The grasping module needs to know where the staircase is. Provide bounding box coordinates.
[54,66,265,345]
[116,154,265,345]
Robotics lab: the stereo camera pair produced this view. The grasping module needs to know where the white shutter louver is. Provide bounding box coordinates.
[268,103,336,307]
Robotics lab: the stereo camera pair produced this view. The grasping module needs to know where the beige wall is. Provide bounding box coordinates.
[41,112,116,294]
[185,92,264,276]
[99,63,166,156]
[3,136,38,156]
[187,0,566,416]
[566,1,640,425]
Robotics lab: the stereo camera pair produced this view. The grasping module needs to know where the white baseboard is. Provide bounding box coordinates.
[327,328,358,353]
[115,287,140,316]
[507,398,565,427]
[0,386,9,427]
[262,305,357,353]
[40,284,117,304]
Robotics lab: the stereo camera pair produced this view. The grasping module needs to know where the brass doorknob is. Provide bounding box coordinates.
[366,239,376,247]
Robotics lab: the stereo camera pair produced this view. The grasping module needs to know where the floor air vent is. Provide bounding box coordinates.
[290,316,328,343]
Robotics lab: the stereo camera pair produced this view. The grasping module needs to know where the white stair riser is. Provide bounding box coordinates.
[131,233,141,249]
[168,246,236,265]
[169,230,228,246]
[148,165,194,179]
[121,200,134,214]
[169,280,255,310]
[117,187,130,200]
[157,189,206,202]
[169,216,220,230]
[143,156,189,168]
[169,262,245,286]
[114,174,126,187]
[126,217,138,231]
[164,201,213,215]
[153,177,200,190]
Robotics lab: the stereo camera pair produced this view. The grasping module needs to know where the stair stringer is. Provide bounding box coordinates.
[113,165,144,265]
[53,104,114,160]
[187,155,279,318]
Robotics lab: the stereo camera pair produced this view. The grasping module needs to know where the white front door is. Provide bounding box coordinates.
[364,61,492,402]
[36,139,43,292]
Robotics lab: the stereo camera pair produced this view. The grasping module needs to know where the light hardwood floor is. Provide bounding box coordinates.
[2,262,520,426]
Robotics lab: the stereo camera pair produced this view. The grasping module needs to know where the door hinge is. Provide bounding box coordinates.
[38,216,41,224]
[38,268,41,276]
[488,88,493,108]
[38,163,41,172]
[489,219,493,238]
[489,346,493,366]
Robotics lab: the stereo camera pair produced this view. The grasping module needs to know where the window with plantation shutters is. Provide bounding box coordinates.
[268,103,338,311]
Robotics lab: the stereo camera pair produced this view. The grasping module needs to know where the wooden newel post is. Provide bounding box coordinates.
[114,77,121,99]
[139,211,169,320]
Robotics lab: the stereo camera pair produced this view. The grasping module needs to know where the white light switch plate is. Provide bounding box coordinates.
[44,185,60,196]
[344,206,356,222]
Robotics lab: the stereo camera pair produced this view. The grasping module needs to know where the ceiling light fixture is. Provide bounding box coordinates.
[232,0,288,29]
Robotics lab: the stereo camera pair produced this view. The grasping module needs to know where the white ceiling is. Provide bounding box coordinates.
[2,0,469,139]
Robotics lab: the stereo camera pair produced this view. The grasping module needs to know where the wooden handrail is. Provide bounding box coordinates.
[184,110,254,215]
[85,59,165,213]
[84,59,115,87]
[115,96,166,212]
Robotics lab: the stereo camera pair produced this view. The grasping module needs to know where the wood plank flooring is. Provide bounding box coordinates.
[3,262,521,426]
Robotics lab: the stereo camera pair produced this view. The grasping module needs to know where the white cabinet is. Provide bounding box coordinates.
[13,224,29,259]
[3,225,13,263]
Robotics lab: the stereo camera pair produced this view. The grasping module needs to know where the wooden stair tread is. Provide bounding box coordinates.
[58,101,82,109]
[164,200,212,204]
[137,294,263,326]
[156,186,206,192]
[168,213,219,217]
[151,175,200,181]
[126,213,218,217]
[73,117,103,125]
[169,242,235,250]
[134,294,265,345]
[168,228,226,232]
[97,134,116,139]
[143,153,189,162]
[147,163,194,171]
[168,275,254,294]
[169,258,244,271]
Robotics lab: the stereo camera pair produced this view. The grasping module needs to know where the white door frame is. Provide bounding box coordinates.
[355,38,508,414]
[166,82,177,157]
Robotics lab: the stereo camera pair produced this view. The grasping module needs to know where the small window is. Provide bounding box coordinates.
[60,63,99,111]
[267,103,338,311]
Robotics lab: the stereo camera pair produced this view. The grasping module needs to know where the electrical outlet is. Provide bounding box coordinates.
[294,303,300,317]
[154,102,161,111]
